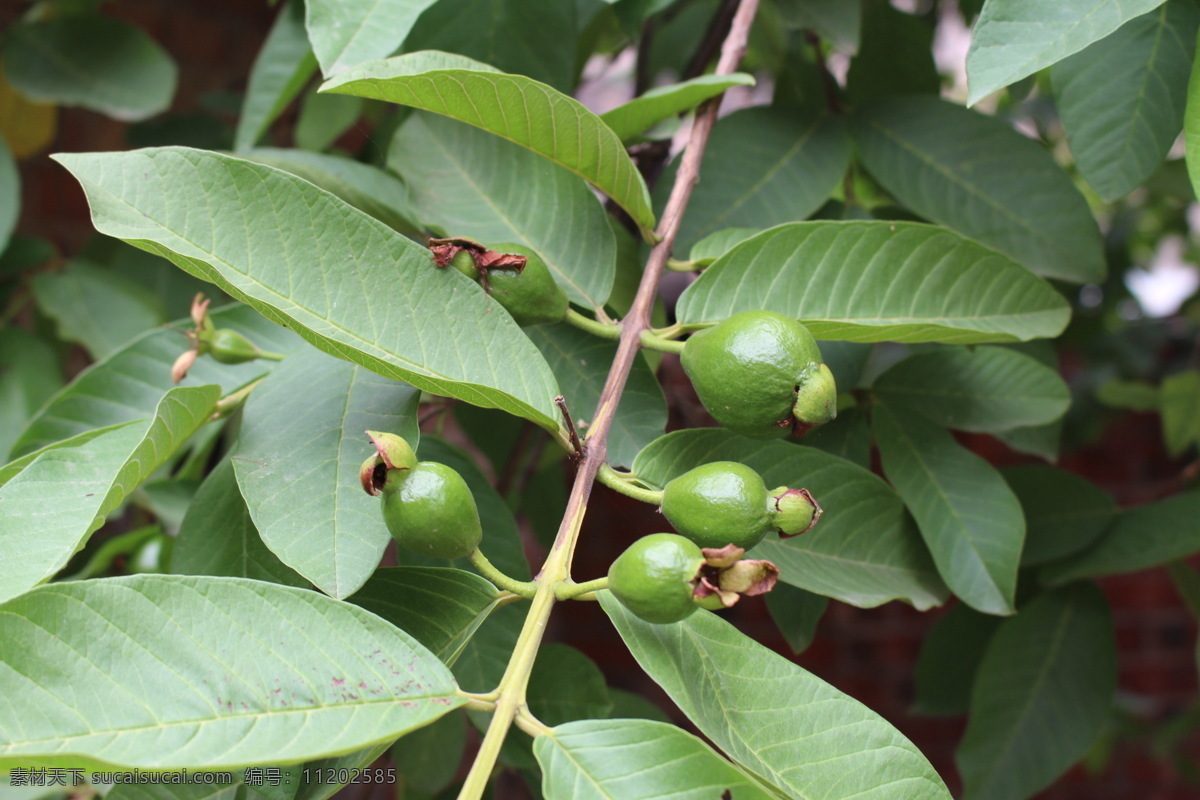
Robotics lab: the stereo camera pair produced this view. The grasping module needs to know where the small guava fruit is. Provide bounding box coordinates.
[661,461,771,549]
[770,487,822,537]
[608,533,706,624]
[479,242,569,326]
[680,310,837,438]
[381,461,483,559]
[206,328,260,364]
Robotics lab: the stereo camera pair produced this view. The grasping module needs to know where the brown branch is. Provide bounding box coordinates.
[683,0,742,81]
[550,0,762,564]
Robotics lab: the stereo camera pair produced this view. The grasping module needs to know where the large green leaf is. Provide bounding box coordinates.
[851,97,1104,283]
[348,567,503,664]
[402,0,579,91]
[53,148,564,435]
[601,594,953,800]
[1001,465,1115,566]
[527,322,666,470]
[1162,369,1200,456]
[1185,25,1200,196]
[845,0,940,103]
[777,0,861,51]
[0,385,220,604]
[873,346,1070,432]
[391,708,466,795]
[913,603,1004,715]
[535,718,774,800]
[965,0,1168,105]
[1041,491,1200,584]
[242,148,421,236]
[390,113,616,307]
[957,583,1116,800]
[234,0,318,151]
[171,459,308,587]
[657,107,851,252]
[873,403,1023,615]
[600,73,756,142]
[632,430,948,610]
[1052,0,1199,200]
[0,137,16,252]
[0,575,465,768]
[527,644,613,727]
[31,261,164,360]
[676,222,1070,343]
[305,0,440,76]
[3,15,177,121]
[319,52,656,235]
[233,347,420,599]
[0,329,61,461]
[11,303,299,457]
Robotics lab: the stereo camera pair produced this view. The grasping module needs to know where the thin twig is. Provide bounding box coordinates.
[555,395,584,460]
[683,0,742,80]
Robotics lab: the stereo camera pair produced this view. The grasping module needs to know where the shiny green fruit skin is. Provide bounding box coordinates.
[680,310,823,439]
[608,533,704,624]
[661,461,770,549]
[381,462,483,559]
[208,328,259,364]
[484,243,568,326]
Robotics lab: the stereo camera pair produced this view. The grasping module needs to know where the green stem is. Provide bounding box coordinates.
[211,377,264,420]
[256,350,286,361]
[565,307,623,340]
[470,549,538,598]
[666,257,701,272]
[555,576,608,601]
[597,463,664,505]
[640,330,686,354]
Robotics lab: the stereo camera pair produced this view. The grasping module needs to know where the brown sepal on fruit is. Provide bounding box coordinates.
[693,544,780,608]
[359,431,418,496]
[428,237,526,291]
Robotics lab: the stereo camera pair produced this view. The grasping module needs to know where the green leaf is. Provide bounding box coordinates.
[304,0,440,76]
[528,644,613,727]
[402,0,580,91]
[527,322,666,470]
[0,385,220,604]
[32,260,165,360]
[676,221,1071,343]
[1002,465,1115,566]
[1184,21,1200,197]
[347,567,502,664]
[391,708,466,794]
[965,0,1168,105]
[319,51,656,235]
[1041,492,1200,584]
[1096,378,1160,411]
[632,429,948,610]
[390,112,616,307]
[991,419,1063,462]
[535,718,774,800]
[957,583,1116,800]
[764,582,828,654]
[873,403,1023,615]
[1162,369,1200,456]
[777,0,862,52]
[234,0,318,152]
[851,96,1105,283]
[913,603,1004,715]
[233,347,420,599]
[687,227,760,266]
[242,147,421,236]
[0,575,465,768]
[3,15,177,121]
[295,91,364,152]
[80,237,215,321]
[0,137,16,252]
[657,107,851,252]
[451,602,524,694]
[845,0,940,103]
[12,303,300,457]
[600,73,756,142]
[601,594,953,800]
[800,406,872,468]
[172,459,308,587]
[0,329,62,461]
[1052,1,1200,200]
[52,148,565,435]
[873,346,1070,432]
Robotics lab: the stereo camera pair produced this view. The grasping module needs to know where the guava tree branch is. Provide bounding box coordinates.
[455,3,761,797]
